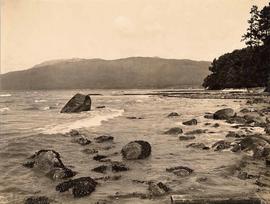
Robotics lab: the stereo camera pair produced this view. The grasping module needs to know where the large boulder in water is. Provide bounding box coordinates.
[121,140,151,160]
[61,93,91,113]
[213,108,235,120]
[56,177,97,198]
[23,150,76,180]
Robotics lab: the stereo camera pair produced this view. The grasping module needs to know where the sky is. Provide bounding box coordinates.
[1,0,269,73]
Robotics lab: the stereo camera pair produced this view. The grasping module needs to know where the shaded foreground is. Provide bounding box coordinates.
[1,90,270,204]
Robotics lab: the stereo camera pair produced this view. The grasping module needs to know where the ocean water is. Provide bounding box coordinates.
[0,90,261,204]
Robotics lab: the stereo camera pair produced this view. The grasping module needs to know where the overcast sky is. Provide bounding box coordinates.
[1,0,269,73]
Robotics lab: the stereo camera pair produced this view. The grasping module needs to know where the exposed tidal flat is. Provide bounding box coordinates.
[0,89,269,204]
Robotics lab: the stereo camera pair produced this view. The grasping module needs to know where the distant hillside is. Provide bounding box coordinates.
[0,57,210,90]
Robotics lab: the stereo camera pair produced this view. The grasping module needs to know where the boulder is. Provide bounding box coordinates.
[60,93,91,113]
[213,108,235,120]
[24,196,50,204]
[168,112,180,117]
[183,119,197,126]
[179,135,195,141]
[186,143,210,150]
[22,150,76,180]
[121,140,151,160]
[148,181,170,196]
[94,135,114,143]
[56,177,97,198]
[212,140,231,151]
[164,127,183,135]
[166,166,193,177]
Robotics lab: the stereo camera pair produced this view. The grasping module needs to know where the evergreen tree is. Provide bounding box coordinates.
[258,3,270,45]
[242,5,261,47]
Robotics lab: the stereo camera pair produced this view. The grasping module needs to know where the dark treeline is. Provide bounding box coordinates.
[203,3,270,90]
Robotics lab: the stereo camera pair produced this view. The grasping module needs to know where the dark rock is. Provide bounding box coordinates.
[185,129,207,135]
[121,140,151,160]
[212,140,231,151]
[266,156,270,166]
[183,119,197,126]
[265,126,270,134]
[111,161,129,172]
[213,123,220,128]
[69,129,80,136]
[96,106,105,109]
[243,114,266,126]
[186,143,210,150]
[148,181,170,196]
[92,165,108,173]
[61,93,91,113]
[225,131,243,138]
[93,155,108,161]
[179,135,195,141]
[204,122,211,125]
[213,108,235,120]
[22,150,76,180]
[240,108,252,113]
[56,177,97,198]
[168,112,180,117]
[204,114,214,119]
[226,116,247,124]
[166,166,193,177]
[94,135,114,143]
[82,148,98,154]
[164,127,183,135]
[126,116,143,120]
[24,196,50,204]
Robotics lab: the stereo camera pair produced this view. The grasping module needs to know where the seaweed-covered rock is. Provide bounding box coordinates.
[167,112,180,117]
[148,181,170,196]
[213,108,235,120]
[212,140,231,151]
[94,135,114,143]
[121,140,151,160]
[56,177,97,198]
[183,119,197,126]
[61,93,91,113]
[164,127,183,135]
[24,196,50,204]
[22,150,76,180]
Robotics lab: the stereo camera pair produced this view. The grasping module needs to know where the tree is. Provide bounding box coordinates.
[259,3,270,45]
[242,5,261,47]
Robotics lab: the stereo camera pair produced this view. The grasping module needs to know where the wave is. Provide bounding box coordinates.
[0,107,10,112]
[0,94,11,97]
[43,109,124,134]
[34,99,47,103]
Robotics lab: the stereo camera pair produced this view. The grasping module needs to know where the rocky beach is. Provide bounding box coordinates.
[0,89,269,204]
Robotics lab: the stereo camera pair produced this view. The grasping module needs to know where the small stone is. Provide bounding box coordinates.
[183,119,197,126]
[94,135,114,143]
[93,155,108,161]
[185,129,207,135]
[166,166,193,177]
[179,135,195,141]
[148,181,170,196]
[168,112,180,117]
[164,127,183,135]
[24,196,50,204]
[82,148,98,154]
[92,165,108,173]
[212,140,231,151]
[186,143,209,150]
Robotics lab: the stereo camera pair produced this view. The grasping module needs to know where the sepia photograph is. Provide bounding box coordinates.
[0,0,270,203]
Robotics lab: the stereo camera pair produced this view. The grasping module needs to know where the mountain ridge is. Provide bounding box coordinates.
[0,57,211,90]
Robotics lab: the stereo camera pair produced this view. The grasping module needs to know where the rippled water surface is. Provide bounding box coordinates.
[0,90,261,204]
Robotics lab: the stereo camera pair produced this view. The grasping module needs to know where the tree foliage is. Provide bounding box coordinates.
[203,3,270,90]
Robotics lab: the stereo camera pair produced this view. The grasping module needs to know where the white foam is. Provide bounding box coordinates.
[0,107,10,112]
[34,99,47,103]
[43,109,124,134]
[0,94,11,97]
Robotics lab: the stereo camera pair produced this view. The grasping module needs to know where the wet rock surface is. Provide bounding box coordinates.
[121,140,151,160]
[60,93,91,113]
[56,177,97,198]
[166,166,193,177]
[164,127,183,135]
[213,108,235,120]
[22,150,76,180]
[183,119,197,126]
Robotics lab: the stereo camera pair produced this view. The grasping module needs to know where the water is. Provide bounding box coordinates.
[0,90,260,204]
